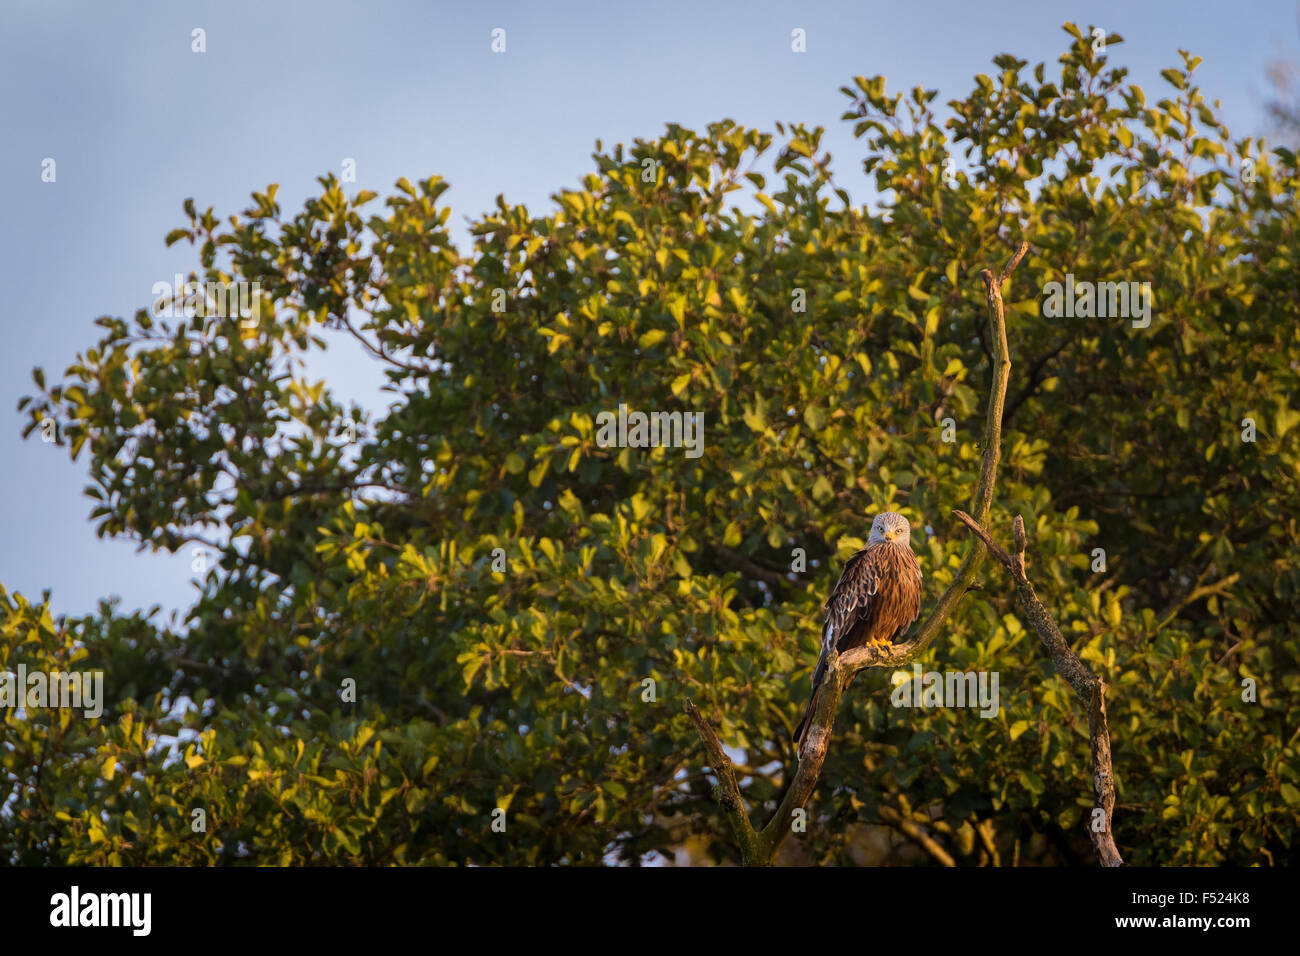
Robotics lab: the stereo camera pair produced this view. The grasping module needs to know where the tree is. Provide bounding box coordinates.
[5,23,1298,866]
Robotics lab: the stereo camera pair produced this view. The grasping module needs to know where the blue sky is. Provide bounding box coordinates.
[2,0,1297,624]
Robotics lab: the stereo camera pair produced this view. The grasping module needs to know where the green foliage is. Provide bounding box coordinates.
[5,25,1298,865]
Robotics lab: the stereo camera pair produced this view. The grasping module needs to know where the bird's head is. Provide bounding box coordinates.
[868,511,912,546]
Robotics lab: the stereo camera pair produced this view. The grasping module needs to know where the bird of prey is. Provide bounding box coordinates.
[793,511,923,753]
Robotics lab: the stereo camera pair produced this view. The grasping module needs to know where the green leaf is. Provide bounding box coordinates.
[1275,407,1300,440]
[639,329,668,349]
[1018,770,1045,795]
[528,458,549,487]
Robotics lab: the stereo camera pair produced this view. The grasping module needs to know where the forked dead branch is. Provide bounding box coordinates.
[687,241,1122,867]
[952,509,1124,867]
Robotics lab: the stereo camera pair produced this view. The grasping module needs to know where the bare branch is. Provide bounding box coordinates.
[760,649,851,851]
[999,240,1030,283]
[953,509,1013,567]
[336,312,438,375]
[1153,572,1241,636]
[684,699,763,864]
[877,806,957,866]
[952,510,1125,867]
[976,818,1001,866]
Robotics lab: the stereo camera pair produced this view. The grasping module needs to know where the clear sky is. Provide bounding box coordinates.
[2,0,1297,624]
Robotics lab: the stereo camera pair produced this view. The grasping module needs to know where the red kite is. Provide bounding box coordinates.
[794,511,923,752]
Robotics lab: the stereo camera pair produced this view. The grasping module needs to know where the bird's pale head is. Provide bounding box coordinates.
[868,511,912,546]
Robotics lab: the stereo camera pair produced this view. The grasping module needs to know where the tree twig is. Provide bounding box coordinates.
[1153,571,1240,636]
[336,312,438,375]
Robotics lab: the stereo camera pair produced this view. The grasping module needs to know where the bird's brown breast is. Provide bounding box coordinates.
[836,541,922,651]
